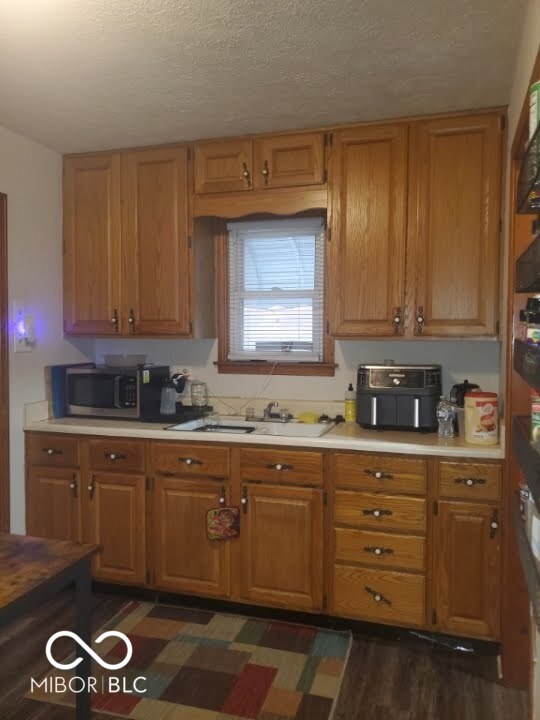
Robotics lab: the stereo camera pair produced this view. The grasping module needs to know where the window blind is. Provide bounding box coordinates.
[227,218,325,362]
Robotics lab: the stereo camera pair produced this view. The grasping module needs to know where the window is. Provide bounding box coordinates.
[220,217,333,374]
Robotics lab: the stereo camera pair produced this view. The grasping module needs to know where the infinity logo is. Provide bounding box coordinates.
[45,631,133,671]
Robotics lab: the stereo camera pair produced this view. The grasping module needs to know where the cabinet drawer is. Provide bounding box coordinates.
[333,453,426,494]
[334,527,425,572]
[239,448,323,486]
[333,564,425,626]
[334,491,426,532]
[438,461,501,501]
[26,434,79,467]
[88,439,145,473]
[152,442,229,478]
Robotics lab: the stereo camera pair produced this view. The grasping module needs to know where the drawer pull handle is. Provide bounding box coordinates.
[88,475,95,500]
[364,546,394,556]
[105,452,127,461]
[241,486,248,513]
[267,463,293,471]
[43,448,63,456]
[365,469,393,480]
[454,477,486,487]
[178,457,203,466]
[365,586,392,606]
[363,509,392,518]
[219,485,227,505]
[70,474,78,498]
[242,162,252,187]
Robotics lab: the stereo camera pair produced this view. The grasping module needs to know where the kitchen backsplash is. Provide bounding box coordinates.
[93,338,502,411]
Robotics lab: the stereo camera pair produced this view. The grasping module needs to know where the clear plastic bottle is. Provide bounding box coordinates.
[345,383,356,422]
[436,395,454,438]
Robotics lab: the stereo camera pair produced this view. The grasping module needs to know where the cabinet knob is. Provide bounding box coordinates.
[128,309,136,332]
[364,546,394,556]
[43,448,62,456]
[262,160,270,185]
[490,509,499,538]
[365,469,393,480]
[363,508,392,518]
[454,477,486,487]
[88,476,95,499]
[70,474,78,498]
[267,463,293,471]
[219,485,226,505]
[365,586,391,606]
[416,306,425,334]
[242,162,252,187]
[111,309,119,332]
[393,307,402,334]
[241,486,248,513]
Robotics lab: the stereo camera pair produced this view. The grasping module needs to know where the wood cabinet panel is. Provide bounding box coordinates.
[240,483,323,611]
[334,491,426,532]
[239,448,323,486]
[253,133,325,189]
[328,123,408,336]
[87,472,146,585]
[334,527,425,572]
[122,146,191,336]
[194,139,253,194]
[433,500,501,639]
[333,564,425,626]
[333,452,426,494]
[152,442,229,478]
[26,434,79,468]
[88,438,145,474]
[26,467,80,542]
[438,461,501,501]
[153,476,230,597]
[407,114,502,336]
[63,153,122,336]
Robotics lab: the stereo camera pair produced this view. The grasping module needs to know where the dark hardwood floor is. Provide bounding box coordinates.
[0,589,527,720]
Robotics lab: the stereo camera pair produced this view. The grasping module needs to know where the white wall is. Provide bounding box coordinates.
[0,124,94,534]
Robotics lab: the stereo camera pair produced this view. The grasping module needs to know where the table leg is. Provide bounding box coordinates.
[75,557,92,720]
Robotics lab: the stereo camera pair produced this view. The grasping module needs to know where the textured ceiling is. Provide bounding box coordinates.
[0,0,527,153]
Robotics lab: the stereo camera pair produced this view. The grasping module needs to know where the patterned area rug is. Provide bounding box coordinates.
[29,601,352,719]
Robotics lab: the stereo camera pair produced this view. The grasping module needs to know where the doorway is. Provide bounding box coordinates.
[0,194,8,531]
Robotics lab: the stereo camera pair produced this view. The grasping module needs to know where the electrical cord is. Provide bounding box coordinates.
[205,361,280,416]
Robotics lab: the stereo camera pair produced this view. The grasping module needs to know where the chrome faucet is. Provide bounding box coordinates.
[263,401,278,420]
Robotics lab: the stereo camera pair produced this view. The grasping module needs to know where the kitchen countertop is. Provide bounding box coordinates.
[24,416,505,459]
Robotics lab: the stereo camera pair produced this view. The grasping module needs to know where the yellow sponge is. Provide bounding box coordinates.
[296,411,320,424]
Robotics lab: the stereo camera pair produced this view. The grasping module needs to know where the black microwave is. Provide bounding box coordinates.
[65,365,169,420]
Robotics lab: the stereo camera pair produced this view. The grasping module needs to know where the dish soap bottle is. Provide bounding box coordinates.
[345,383,356,422]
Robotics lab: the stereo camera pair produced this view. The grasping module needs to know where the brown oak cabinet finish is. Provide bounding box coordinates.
[153,476,230,597]
[194,139,253,194]
[63,153,122,335]
[240,483,323,611]
[26,467,80,543]
[26,434,80,468]
[253,133,325,189]
[152,442,229,478]
[64,146,192,337]
[239,448,323,486]
[407,113,502,337]
[334,527,425,572]
[86,472,146,585]
[334,490,426,533]
[433,500,501,639]
[438,460,501,501]
[328,123,408,336]
[122,146,191,336]
[333,452,426,494]
[88,438,145,474]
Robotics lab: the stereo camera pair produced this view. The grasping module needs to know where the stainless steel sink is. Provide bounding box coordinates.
[166,416,335,438]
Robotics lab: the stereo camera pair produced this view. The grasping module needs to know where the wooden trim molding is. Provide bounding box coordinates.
[214,218,336,377]
[0,194,9,531]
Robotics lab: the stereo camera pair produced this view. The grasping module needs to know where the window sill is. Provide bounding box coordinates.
[214,361,337,377]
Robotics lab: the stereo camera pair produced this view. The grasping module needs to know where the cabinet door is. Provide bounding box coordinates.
[63,154,122,335]
[122,146,191,336]
[26,467,80,542]
[240,484,323,611]
[407,114,502,336]
[434,500,501,639]
[328,124,408,336]
[86,473,145,585]
[194,139,253,194]
[253,133,325,189]
[153,476,230,597]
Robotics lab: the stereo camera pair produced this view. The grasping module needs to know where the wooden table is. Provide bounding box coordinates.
[0,533,97,719]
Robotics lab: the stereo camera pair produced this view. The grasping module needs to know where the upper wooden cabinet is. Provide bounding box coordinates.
[63,153,122,335]
[407,114,502,337]
[63,146,194,337]
[194,132,326,195]
[194,139,252,194]
[327,123,408,336]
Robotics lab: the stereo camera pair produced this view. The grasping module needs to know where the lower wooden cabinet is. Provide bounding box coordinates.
[433,500,501,639]
[26,466,80,542]
[240,483,323,611]
[153,476,230,597]
[87,472,146,585]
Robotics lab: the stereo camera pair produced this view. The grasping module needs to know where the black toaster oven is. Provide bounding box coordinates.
[356,363,442,432]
